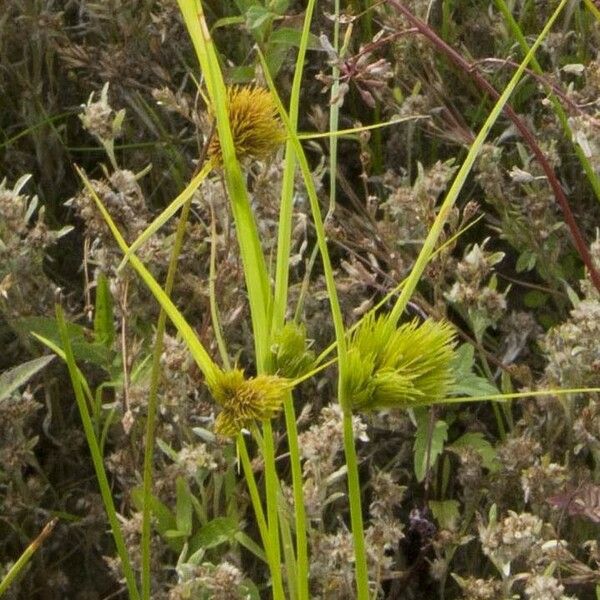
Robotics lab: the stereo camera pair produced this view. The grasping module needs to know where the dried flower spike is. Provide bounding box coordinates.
[209,368,289,437]
[207,86,285,164]
[345,314,456,412]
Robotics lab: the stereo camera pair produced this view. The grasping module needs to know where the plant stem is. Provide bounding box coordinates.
[141,197,193,600]
[282,392,307,598]
[259,49,370,599]
[268,2,316,596]
[208,199,231,369]
[342,410,370,600]
[237,434,270,557]
[262,419,285,600]
[0,519,57,597]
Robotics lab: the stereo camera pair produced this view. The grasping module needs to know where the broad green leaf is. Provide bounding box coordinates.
[450,345,499,397]
[175,477,193,537]
[269,0,290,13]
[516,249,536,273]
[269,27,321,50]
[94,272,115,349]
[234,0,259,12]
[413,408,448,483]
[131,487,176,535]
[246,5,274,30]
[20,316,110,367]
[189,517,238,553]
[240,579,262,600]
[0,355,54,403]
[524,290,548,308]
[429,499,460,530]
[450,432,500,473]
[227,65,256,83]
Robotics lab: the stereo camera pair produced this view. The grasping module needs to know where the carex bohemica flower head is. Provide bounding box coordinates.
[208,368,289,437]
[207,86,286,165]
[345,314,457,412]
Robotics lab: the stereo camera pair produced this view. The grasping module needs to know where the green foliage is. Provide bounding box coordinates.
[0,355,54,403]
[93,272,115,349]
[450,432,500,473]
[21,316,111,368]
[4,0,600,597]
[450,344,499,398]
[429,499,460,530]
[413,408,448,483]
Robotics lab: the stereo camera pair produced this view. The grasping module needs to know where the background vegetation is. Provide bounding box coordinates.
[1,0,600,599]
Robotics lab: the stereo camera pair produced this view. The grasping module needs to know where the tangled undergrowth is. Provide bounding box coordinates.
[1,1,600,599]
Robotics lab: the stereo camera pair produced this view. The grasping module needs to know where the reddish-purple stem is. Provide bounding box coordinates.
[387,0,600,293]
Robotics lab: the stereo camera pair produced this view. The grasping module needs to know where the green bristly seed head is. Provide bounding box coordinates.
[207,86,286,164]
[209,368,289,437]
[270,322,315,379]
[346,314,457,411]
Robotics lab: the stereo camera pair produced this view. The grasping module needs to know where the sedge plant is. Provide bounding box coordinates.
[49,0,579,599]
[259,0,570,596]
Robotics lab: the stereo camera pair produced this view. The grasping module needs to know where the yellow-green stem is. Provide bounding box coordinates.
[237,434,270,556]
[282,393,307,598]
[141,198,193,600]
[262,419,285,600]
[342,410,370,599]
[268,1,316,596]
[258,47,370,600]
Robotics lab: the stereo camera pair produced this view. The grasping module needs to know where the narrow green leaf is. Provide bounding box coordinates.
[75,165,220,390]
[54,306,140,600]
[387,0,570,325]
[189,516,238,552]
[235,531,267,563]
[413,409,448,483]
[0,355,54,403]
[94,272,115,348]
[175,477,193,537]
[118,160,213,271]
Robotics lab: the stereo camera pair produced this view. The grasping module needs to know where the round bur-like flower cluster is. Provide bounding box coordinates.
[209,368,289,437]
[207,86,285,164]
[346,314,456,412]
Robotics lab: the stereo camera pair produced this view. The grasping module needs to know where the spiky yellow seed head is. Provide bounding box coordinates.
[346,314,457,412]
[207,86,285,164]
[209,368,288,437]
